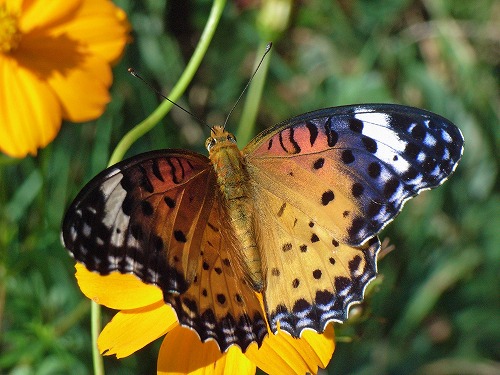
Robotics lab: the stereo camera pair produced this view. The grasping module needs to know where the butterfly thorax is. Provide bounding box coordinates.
[206,126,264,291]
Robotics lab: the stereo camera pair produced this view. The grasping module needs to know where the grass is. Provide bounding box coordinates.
[1,0,499,374]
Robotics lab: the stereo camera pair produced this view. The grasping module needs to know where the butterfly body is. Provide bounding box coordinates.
[62,104,463,352]
[207,125,264,291]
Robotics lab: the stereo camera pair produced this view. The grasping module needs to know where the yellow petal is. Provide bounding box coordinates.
[2,0,21,14]
[301,324,335,369]
[47,55,112,121]
[75,264,163,310]
[98,302,177,358]
[0,56,61,157]
[20,0,82,33]
[246,334,306,375]
[157,326,225,375]
[245,324,335,375]
[15,30,112,121]
[13,0,129,123]
[214,346,256,375]
[54,0,131,64]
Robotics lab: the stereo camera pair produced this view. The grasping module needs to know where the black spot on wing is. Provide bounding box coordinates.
[324,117,339,147]
[138,165,154,193]
[279,127,301,154]
[321,190,335,205]
[207,222,219,232]
[120,172,134,192]
[404,142,421,160]
[141,200,154,216]
[305,121,319,146]
[216,294,226,305]
[174,230,187,243]
[341,150,355,164]
[368,162,381,178]
[313,158,325,169]
[383,178,400,199]
[121,195,134,216]
[361,136,377,153]
[164,196,176,208]
[352,183,364,198]
[151,159,164,182]
[166,157,187,184]
[411,123,427,140]
[349,118,364,133]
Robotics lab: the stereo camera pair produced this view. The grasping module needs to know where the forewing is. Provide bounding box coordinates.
[245,104,464,246]
[62,150,215,295]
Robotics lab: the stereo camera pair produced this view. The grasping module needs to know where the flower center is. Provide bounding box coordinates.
[0,6,21,53]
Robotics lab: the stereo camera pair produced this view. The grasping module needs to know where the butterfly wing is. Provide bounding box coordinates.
[244,104,464,334]
[245,104,464,246]
[62,150,267,351]
[62,150,215,294]
[166,196,267,351]
[252,185,380,335]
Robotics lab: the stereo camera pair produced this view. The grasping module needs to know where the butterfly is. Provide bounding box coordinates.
[62,104,463,352]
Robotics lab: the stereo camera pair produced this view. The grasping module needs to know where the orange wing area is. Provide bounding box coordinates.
[165,197,267,352]
[62,150,266,352]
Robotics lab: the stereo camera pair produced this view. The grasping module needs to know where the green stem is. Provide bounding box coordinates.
[108,0,227,167]
[90,1,227,373]
[91,301,104,375]
[235,41,272,146]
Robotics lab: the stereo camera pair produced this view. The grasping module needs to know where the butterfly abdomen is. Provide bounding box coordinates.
[207,127,264,292]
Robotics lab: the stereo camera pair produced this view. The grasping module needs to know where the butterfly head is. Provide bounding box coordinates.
[205,125,238,154]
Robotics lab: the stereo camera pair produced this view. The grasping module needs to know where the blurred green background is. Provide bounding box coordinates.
[1,0,499,374]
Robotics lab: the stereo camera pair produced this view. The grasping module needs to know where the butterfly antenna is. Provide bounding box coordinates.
[222,42,273,130]
[128,68,212,130]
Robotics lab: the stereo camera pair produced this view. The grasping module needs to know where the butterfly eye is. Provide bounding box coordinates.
[205,137,216,151]
[227,134,237,143]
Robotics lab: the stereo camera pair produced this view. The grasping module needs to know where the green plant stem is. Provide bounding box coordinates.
[90,1,227,374]
[108,0,227,167]
[235,40,272,146]
[0,264,5,335]
[91,301,104,375]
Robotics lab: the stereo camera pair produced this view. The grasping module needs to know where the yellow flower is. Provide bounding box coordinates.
[76,264,335,374]
[0,0,130,158]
